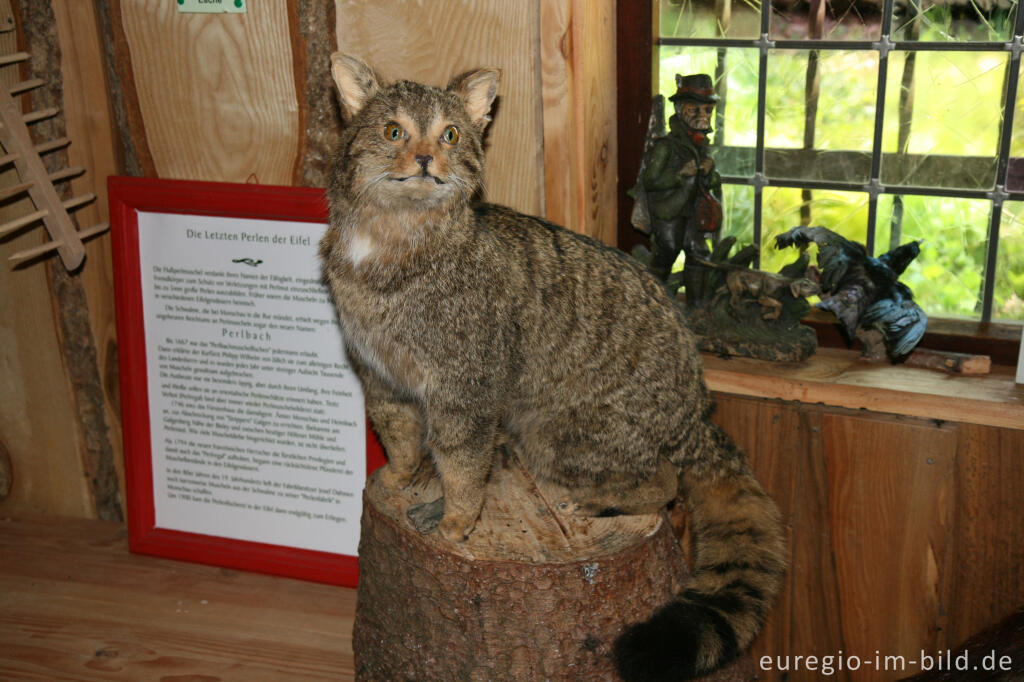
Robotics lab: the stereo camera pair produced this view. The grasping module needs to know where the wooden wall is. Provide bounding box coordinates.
[0,0,617,521]
[714,394,1024,681]
[1,2,1022,680]
[0,0,122,519]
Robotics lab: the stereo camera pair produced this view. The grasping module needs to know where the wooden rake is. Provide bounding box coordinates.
[0,41,108,270]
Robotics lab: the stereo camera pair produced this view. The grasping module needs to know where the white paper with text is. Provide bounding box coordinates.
[137,211,365,555]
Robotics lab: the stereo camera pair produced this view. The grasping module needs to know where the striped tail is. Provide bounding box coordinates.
[613,419,787,681]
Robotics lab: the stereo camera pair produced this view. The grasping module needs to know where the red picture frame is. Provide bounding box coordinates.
[110,176,386,587]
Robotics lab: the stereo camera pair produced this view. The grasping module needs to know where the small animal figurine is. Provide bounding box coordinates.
[716,267,820,320]
[320,54,785,681]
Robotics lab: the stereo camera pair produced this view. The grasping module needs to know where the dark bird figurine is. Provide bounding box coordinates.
[775,225,928,360]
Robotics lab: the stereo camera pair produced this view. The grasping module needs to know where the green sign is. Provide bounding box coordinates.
[177,0,246,14]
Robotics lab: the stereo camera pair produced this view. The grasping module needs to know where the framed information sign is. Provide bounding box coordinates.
[110,176,386,587]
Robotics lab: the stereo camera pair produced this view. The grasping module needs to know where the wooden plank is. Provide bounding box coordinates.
[0,516,356,680]
[539,0,578,232]
[540,0,617,243]
[574,0,617,245]
[50,0,125,517]
[116,0,300,184]
[0,0,92,519]
[713,396,851,680]
[334,0,545,217]
[822,413,957,680]
[12,0,122,521]
[703,347,1024,430]
[711,397,1024,680]
[782,406,854,681]
[947,424,1024,648]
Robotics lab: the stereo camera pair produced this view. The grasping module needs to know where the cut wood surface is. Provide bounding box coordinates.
[0,516,358,681]
[702,347,1024,430]
[368,449,664,563]
[355,452,757,681]
[949,422,1024,646]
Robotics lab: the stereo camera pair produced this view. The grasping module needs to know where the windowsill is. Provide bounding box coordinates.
[803,309,1023,366]
[702,347,1024,430]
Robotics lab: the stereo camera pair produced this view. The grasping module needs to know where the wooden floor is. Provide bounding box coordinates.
[0,516,357,681]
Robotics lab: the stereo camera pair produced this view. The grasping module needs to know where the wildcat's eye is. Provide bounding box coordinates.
[384,122,405,142]
[441,125,460,145]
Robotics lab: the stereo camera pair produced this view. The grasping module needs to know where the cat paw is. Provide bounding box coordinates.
[407,498,444,534]
[438,515,474,543]
[378,465,414,490]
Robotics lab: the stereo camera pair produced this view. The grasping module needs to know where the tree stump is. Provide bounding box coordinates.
[353,451,757,681]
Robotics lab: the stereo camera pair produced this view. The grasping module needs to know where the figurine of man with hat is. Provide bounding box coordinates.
[633,73,723,298]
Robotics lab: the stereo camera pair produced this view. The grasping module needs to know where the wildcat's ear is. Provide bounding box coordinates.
[447,68,501,127]
[330,53,380,120]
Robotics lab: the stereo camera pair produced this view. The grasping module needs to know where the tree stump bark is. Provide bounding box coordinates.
[353,451,756,681]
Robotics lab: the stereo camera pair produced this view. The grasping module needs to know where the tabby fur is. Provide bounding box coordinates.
[320,53,786,680]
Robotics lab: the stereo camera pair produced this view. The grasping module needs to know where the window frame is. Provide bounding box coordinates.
[615,0,1023,363]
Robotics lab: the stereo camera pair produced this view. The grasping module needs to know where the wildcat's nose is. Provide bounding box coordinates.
[414,154,433,171]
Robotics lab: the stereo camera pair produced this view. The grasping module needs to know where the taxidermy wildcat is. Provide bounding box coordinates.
[320,53,786,681]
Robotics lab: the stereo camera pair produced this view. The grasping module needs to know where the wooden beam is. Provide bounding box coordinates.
[540,0,579,232]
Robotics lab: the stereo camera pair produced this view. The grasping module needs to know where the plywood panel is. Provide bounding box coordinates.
[334,0,545,217]
[822,413,957,681]
[117,0,300,184]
